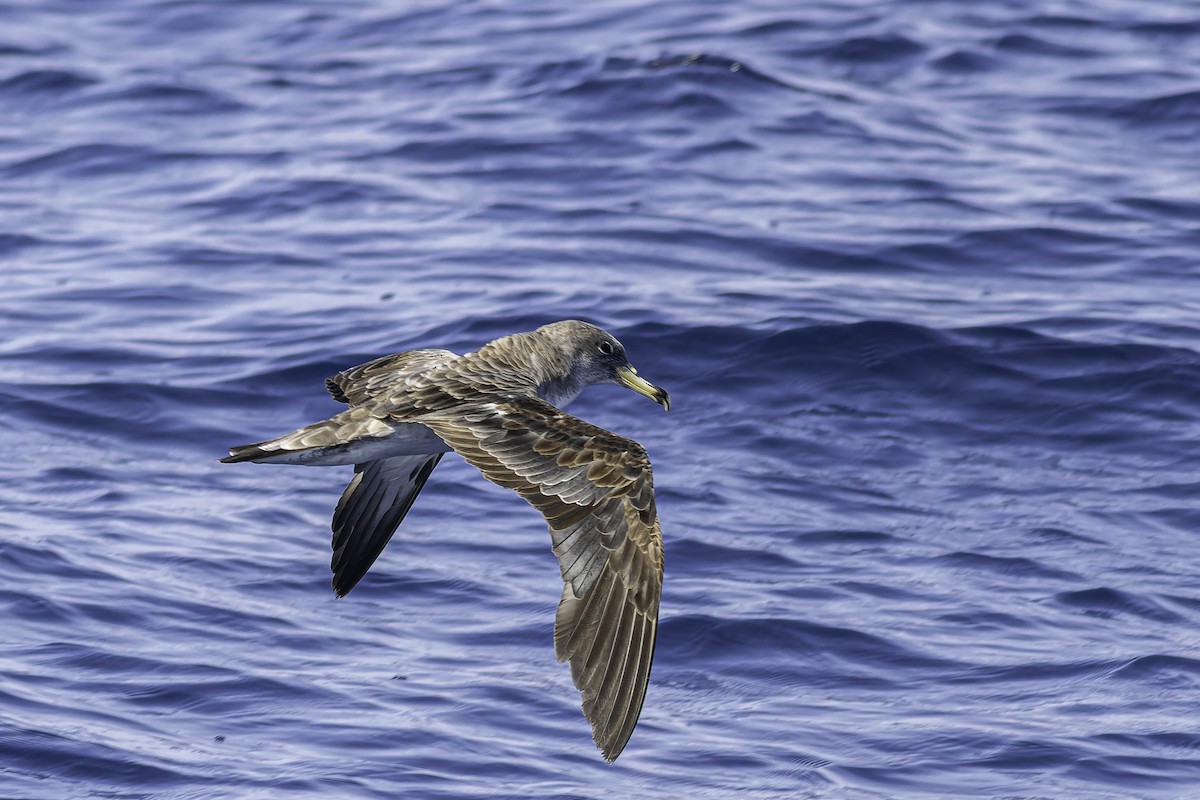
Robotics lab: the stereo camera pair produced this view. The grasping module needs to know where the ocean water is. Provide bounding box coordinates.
[3,0,1200,797]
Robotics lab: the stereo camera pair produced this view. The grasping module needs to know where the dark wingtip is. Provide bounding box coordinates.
[597,730,629,763]
[330,572,359,598]
[325,375,350,404]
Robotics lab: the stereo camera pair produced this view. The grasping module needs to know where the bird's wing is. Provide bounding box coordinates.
[420,396,663,762]
[330,454,444,597]
[326,348,457,406]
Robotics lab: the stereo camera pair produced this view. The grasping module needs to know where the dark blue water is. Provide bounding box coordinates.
[3,1,1200,797]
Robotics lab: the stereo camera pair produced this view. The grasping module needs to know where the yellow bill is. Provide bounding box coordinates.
[617,365,670,411]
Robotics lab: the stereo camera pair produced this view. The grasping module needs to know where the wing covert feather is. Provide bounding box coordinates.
[420,397,662,761]
[326,349,457,405]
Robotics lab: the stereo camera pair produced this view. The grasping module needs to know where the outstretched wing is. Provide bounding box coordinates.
[326,348,457,406]
[421,397,663,762]
[330,454,444,597]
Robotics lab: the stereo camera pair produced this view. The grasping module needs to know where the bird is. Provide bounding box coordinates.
[220,320,670,761]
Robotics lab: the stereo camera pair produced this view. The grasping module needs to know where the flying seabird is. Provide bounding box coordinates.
[221,320,670,761]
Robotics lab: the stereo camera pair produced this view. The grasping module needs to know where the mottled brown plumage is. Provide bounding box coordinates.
[221,321,669,761]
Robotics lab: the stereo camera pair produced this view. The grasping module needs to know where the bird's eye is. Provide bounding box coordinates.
[598,341,615,356]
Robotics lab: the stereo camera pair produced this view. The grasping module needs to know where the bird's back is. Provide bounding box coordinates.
[325,348,458,406]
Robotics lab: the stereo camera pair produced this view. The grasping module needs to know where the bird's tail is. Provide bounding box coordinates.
[219,438,299,464]
[220,408,396,466]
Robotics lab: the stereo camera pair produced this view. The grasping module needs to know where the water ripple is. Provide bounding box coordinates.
[3,0,1200,798]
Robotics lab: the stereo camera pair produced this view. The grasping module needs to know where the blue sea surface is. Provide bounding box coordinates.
[3,0,1200,797]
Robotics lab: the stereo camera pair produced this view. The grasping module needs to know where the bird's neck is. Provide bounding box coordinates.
[536,372,585,408]
[472,332,583,408]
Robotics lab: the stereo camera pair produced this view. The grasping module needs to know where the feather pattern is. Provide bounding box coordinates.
[222,320,668,761]
[420,397,662,762]
[325,349,457,405]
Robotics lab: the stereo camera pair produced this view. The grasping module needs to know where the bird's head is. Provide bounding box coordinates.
[537,320,671,411]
